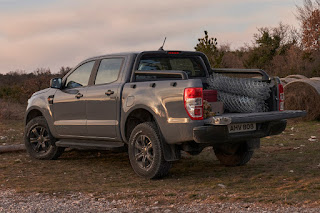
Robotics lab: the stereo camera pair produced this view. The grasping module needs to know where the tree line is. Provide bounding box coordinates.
[195,0,320,77]
[0,67,71,104]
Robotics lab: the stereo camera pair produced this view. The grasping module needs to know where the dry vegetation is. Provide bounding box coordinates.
[0,120,319,207]
[196,0,320,78]
[0,101,25,121]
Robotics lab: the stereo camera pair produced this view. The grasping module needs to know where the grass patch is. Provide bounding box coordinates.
[0,120,319,206]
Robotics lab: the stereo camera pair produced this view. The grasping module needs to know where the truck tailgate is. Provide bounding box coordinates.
[194,110,306,144]
[205,110,306,125]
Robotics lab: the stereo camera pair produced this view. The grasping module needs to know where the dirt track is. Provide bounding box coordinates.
[1,120,320,212]
[1,190,320,213]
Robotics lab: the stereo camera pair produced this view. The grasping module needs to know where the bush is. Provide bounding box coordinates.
[0,99,25,120]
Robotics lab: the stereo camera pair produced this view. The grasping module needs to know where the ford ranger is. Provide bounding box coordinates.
[24,50,306,179]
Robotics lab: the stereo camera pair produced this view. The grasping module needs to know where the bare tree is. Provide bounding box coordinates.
[59,66,72,77]
[296,0,320,50]
[296,0,320,21]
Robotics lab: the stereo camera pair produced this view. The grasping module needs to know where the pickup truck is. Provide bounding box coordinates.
[24,50,306,179]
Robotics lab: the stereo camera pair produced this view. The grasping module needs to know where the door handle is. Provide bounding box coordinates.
[105,90,114,96]
[75,93,83,99]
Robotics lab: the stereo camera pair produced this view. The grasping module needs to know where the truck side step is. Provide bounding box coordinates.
[55,139,125,151]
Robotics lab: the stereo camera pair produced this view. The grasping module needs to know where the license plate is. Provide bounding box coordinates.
[228,123,256,133]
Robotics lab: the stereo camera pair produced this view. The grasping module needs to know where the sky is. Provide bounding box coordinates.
[0,0,304,74]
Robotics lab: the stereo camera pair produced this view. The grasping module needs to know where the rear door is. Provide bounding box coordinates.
[53,61,95,136]
[85,57,125,139]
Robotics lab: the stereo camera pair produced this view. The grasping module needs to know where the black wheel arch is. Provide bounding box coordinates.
[123,106,180,161]
[25,106,58,138]
[25,108,43,125]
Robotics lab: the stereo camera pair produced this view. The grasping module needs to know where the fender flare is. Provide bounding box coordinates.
[122,105,180,161]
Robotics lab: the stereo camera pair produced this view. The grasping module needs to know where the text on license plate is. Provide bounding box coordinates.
[228,123,256,133]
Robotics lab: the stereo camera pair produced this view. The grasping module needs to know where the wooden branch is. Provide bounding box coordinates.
[0,144,25,153]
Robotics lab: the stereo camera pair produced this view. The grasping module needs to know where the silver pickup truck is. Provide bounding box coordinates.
[24,50,306,179]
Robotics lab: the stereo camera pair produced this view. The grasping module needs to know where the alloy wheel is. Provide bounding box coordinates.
[133,134,154,170]
[29,126,51,153]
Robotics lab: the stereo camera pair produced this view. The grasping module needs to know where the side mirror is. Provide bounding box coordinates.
[50,78,62,89]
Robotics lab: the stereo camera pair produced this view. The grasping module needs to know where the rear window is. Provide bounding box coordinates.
[138,56,206,78]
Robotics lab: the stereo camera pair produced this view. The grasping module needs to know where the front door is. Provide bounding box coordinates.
[53,61,95,137]
[86,58,124,139]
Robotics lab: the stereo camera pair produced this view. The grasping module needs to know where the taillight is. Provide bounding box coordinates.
[278,84,284,111]
[184,88,203,120]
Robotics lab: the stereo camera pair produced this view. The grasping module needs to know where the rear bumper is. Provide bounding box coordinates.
[193,110,306,144]
[193,120,286,144]
[204,110,307,125]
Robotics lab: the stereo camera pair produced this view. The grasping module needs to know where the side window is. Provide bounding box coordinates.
[95,58,123,85]
[65,61,95,89]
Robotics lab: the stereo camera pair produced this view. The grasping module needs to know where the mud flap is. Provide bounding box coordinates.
[156,124,181,161]
[161,141,181,162]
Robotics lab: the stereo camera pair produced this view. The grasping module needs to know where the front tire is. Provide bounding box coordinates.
[24,116,64,160]
[214,142,253,166]
[128,122,171,179]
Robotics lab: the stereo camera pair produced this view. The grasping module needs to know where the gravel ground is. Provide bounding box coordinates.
[1,190,320,213]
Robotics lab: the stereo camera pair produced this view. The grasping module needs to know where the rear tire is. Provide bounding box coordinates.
[214,142,253,166]
[24,116,64,160]
[128,122,171,179]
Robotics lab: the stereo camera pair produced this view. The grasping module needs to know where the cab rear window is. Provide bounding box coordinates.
[138,56,206,78]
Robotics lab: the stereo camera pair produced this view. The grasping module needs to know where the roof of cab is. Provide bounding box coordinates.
[84,50,204,61]
[85,51,140,61]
